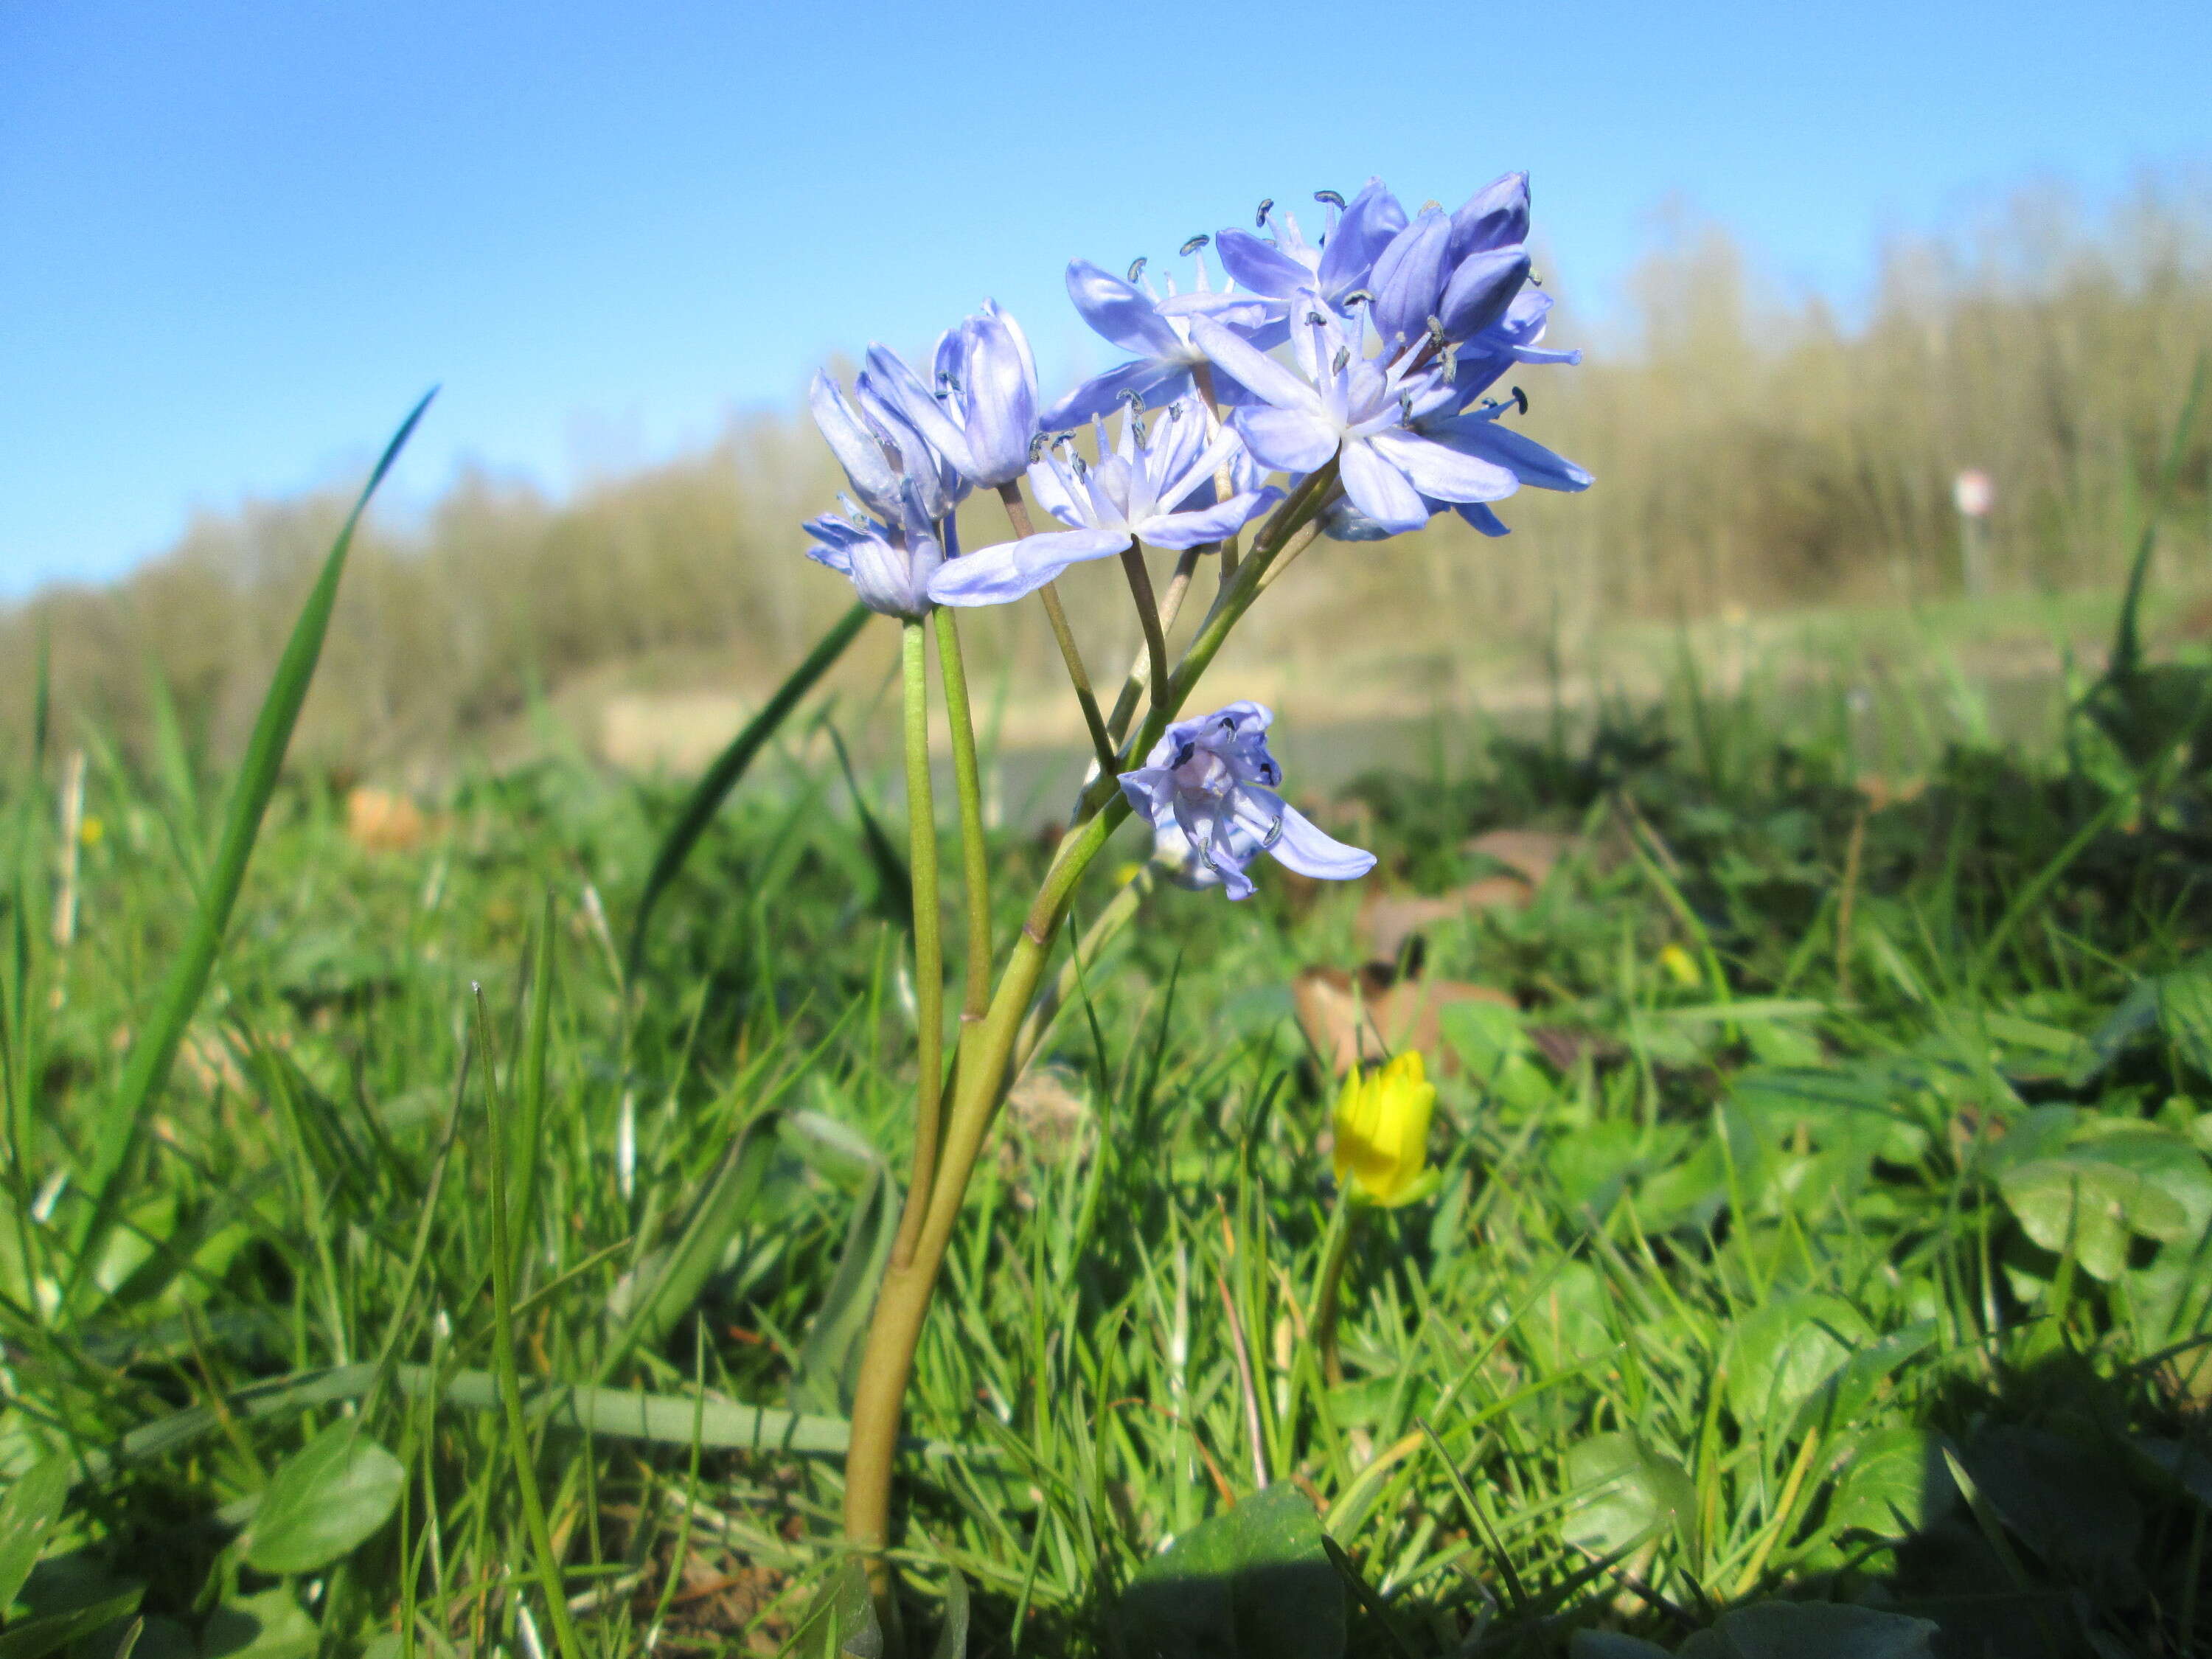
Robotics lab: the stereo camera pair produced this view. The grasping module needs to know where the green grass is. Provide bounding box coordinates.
[4,582,2212,1659]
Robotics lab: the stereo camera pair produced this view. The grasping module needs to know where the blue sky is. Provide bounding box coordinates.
[3,0,2207,594]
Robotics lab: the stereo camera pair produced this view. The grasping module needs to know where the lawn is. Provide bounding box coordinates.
[4,546,2212,1659]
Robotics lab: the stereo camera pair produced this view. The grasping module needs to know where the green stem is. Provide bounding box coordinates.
[474,991,585,1659]
[888,621,947,1274]
[998,481,1117,773]
[1310,1185,1361,1388]
[931,609,993,1028]
[1116,542,1171,716]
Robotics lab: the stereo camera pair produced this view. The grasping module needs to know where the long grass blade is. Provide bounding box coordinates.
[65,390,437,1297]
[624,601,872,985]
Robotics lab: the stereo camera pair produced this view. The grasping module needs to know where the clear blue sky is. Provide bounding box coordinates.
[3,0,2206,594]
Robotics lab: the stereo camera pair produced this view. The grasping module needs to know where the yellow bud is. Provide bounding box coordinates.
[1658,944,1699,988]
[78,815,105,849]
[1113,862,1144,888]
[1331,1050,1437,1206]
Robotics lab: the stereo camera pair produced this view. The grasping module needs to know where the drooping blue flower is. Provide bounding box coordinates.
[1210,180,1407,318]
[803,482,944,618]
[929,399,1280,607]
[1190,305,1517,534]
[809,369,965,524]
[865,301,1040,490]
[1118,702,1374,901]
[1043,257,1285,428]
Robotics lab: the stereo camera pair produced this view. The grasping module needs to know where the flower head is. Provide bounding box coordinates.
[1117,702,1374,901]
[810,369,964,524]
[803,483,943,618]
[1367,173,1534,358]
[1332,1051,1438,1206]
[928,400,1280,607]
[865,302,1040,490]
[1211,180,1408,318]
[1192,306,1521,534]
[1046,255,1284,429]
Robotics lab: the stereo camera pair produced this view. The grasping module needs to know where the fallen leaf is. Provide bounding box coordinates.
[1463,827,1576,886]
[1357,877,1532,963]
[1293,964,1514,1077]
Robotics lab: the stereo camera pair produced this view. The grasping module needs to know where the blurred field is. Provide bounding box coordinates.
[4,173,2208,776]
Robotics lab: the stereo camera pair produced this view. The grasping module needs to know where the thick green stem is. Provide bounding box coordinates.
[888,621,947,1274]
[931,609,992,1027]
[1310,1185,1361,1388]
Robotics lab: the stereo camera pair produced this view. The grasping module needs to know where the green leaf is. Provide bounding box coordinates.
[1559,1433,1695,1559]
[2159,961,2212,1077]
[602,1108,781,1371]
[198,1589,319,1659]
[1790,1322,1936,1439]
[1997,1154,2187,1280]
[1117,1484,1345,1659]
[1723,1294,1874,1428]
[791,1164,898,1417]
[624,602,872,983]
[0,1586,142,1659]
[1826,1427,1947,1539]
[0,1456,72,1612]
[67,392,436,1303]
[802,1559,881,1659]
[927,1564,969,1659]
[1682,1601,1936,1659]
[243,1422,404,1574]
[1570,1635,1672,1659]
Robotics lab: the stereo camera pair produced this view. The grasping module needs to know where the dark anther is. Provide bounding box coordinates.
[937,369,963,394]
[1530,271,1543,286]
[1399,389,1415,422]
[1440,343,1460,380]
[1262,762,1281,784]
[1180,234,1209,256]
[1254,198,1274,228]
[1313,189,1346,209]
[1029,431,1051,462]
[1306,310,1328,327]
[1512,385,1529,414]
[1425,315,1447,346]
[1172,741,1195,768]
[1217,715,1237,731]
[1127,257,1147,284]
[1260,814,1285,852]
[1331,346,1350,375]
[1339,288,1374,307]
[1121,389,1145,411]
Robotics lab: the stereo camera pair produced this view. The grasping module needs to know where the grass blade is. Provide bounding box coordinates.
[623,601,872,984]
[66,389,437,1295]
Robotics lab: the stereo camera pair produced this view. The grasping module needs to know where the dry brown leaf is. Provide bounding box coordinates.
[1356,876,1533,963]
[1462,827,1576,886]
[346,786,429,853]
[1293,964,1513,1077]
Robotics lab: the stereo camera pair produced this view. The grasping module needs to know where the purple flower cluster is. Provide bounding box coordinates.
[799,170,1593,896]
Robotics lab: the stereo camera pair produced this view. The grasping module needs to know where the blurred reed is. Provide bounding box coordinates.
[7,171,2208,771]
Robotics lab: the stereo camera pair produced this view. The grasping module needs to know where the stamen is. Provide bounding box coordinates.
[1338,288,1374,307]
[937,369,963,394]
[1426,315,1447,347]
[1331,346,1350,375]
[1029,431,1051,462]
[1420,198,1441,212]
[1399,389,1414,423]
[1440,342,1459,380]
[1172,740,1194,768]
[1127,257,1147,284]
[1254,198,1274,229]
[1512,385,1529,414]
[1306,310,1328,328]
[1313,189,1346,209]
[1259,813,1285,852]
[1180,234,1209,256]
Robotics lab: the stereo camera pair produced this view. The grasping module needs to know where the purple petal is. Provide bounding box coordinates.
[1455,501,1512,536]
[1189,318,1321,414]
[1316,177,1408,299]
[1368,428,1518,504]
[808,375,902,517]
[1338,438,1430,532]
[1042,358,1189,429]
[1369,209,1454,352]
[1231,405,1338,473]
[1432,417,1593,491]
[1136,487,1284,549]
[1449,173,1530,260]
[1065,260,1183,358]
[1439,248,1531,343]
[1237,790,1376,882]
[1214,226,1313,299]
[1117,765,1176,823]
[961,303,1040,486]
[926,528,1129,607]
[865,344,975,477]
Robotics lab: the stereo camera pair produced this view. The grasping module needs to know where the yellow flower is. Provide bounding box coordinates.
[1332,1051,1439,1207]
[78,815,105,849]
[1658,944,1699,988]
